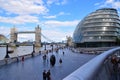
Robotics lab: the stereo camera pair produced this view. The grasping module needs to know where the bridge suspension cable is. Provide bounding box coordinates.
[41,33,55,42]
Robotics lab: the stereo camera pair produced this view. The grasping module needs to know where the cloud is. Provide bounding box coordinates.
[106,0,114,4]
[41,29,72,42]
[43,15,57,19]
[58,12,70,16]
[0,0,49,25]
[0,15,39,24]
[94,3,101,6]
[43,11,70,19]
[0,27,10,36]
[46,0,68,6]
[43,20,79,27]
[95,0,120,9]
[0,0,48,15]
[0,0,76,42]
[40,20,79,42]
[61,0,68,5]
[113,1,120,8]
[0,0,70,24]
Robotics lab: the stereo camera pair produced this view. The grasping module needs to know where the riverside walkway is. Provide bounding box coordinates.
[0,48,96,80]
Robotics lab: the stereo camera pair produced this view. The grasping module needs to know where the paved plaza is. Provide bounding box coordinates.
[0,48,96,80]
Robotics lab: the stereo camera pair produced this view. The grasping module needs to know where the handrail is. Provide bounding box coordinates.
[63,47,120,80]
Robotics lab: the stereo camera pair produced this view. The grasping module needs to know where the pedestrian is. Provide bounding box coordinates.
[50,55,56,67]
[43,55,46,60]
[22,56,24,62]
[17,57,19,62]
[43,70,47,80]
[46,70,51,80]
[63,51,64,55]
[59,58,62,64]
[111,55,119,72]
[111,55,120,80]
[39,51,41,55]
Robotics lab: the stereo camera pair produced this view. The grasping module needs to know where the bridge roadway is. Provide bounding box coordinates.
[0,48,96,80]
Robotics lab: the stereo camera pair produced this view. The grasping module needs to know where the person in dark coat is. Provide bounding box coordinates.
[59,58,62,64]
[63,51,64,55]
[111,55,119,72]
[50,55,56,66]
[22,56,24,62]
[43,70,47,80]
[46,70,51,80]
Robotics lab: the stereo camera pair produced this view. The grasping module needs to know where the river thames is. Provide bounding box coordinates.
[0,45,52,60]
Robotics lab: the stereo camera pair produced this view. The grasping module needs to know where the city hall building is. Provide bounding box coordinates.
[73,8,120,47]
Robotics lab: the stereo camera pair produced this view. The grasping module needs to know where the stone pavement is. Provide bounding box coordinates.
[0,48,96,80]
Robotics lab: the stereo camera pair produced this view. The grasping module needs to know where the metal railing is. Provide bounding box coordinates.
[63,47,120,80]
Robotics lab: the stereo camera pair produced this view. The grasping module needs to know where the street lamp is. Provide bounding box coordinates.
[44,42,46,50]
[32,42,35,57]
[5,43,9,58]
[51,44,53,52]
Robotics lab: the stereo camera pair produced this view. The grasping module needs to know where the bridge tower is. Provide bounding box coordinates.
[66,36,73,47]
[35,25,41,47]
[10,27,17,43]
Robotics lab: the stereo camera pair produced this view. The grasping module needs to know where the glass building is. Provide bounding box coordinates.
[73,8,120,47]
[0,34,8,43]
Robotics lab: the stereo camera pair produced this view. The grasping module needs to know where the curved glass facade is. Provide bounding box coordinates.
[0,34,8,43]
[73,8,120,47]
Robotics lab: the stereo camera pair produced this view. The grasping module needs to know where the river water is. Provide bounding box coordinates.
[0,45,52,60]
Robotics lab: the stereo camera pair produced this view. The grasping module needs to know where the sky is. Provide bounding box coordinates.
[0,0,120,42]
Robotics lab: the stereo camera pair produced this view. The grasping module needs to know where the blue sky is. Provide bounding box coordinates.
[0,0,120,42]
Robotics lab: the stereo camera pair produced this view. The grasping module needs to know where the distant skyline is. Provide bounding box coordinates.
[0,0,120,42]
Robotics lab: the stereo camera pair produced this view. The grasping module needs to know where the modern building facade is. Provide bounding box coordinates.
[73,8,120,47]
[0,34,8,43]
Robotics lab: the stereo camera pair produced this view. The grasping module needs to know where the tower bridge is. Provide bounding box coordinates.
[10,25,41,47]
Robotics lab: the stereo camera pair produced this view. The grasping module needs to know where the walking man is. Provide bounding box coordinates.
[59,58,62,64]
[46,70,51,80]
[43,70,47,80]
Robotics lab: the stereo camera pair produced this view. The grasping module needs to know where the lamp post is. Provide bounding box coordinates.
[32,42,35,57]
[51,44,53,52]
[44,42,46,50]
[5,43,9,58]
